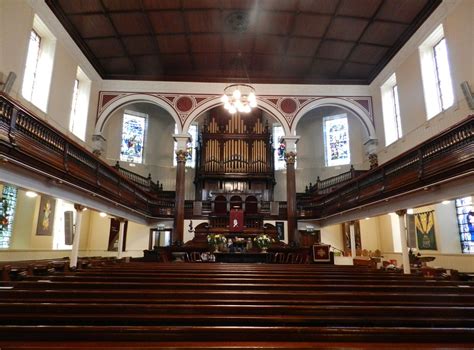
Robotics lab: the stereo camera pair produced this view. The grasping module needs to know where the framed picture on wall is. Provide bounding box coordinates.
[36,195,55,236]
[276,222,284,241]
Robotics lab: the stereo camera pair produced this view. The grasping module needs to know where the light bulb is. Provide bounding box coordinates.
[25,191,38,198]
[224,102,231,110]
[229,106,237,114]
[221,94,229,103]
[233,89,241,99]
[99,212,107,218]
[248,92,256,101]
[249,100,257,108]
[243,105,251,113]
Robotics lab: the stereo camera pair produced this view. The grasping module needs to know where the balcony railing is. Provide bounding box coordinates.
[0,92,175,218]
[298,115,474,218]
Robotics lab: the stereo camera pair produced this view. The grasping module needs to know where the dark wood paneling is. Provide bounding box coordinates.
[44,0,443,84]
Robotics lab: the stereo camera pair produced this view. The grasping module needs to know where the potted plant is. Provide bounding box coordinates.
[253,234,274,252]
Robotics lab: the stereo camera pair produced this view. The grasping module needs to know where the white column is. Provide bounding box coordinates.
[396,210,411,274]
[117,218,125,259]
[69,204,85,269]
[349,221,357,258]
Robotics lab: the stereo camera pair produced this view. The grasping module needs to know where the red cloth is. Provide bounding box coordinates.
[229,209,244,232]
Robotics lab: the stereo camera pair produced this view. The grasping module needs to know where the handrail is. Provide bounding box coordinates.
[305,165,368,195]
[0,92,175,218]
[298,114,474,218]
[114,161,163,193]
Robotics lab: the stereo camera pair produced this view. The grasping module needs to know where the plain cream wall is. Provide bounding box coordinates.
[359,217,381,252]
[321,224,344,251]
[371,0,474,164]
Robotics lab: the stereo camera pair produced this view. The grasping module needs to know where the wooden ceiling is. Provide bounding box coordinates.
[46,0,441,85]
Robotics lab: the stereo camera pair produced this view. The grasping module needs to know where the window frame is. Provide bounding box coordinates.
[120,111,148,164]
[381,74,402,146]
[323,113,351,167]
[419,24,454,120]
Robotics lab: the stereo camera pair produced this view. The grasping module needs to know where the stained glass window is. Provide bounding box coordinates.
[455,196,474,254]
[173,124,197,167]
[0,185,18,249]
[120,112,146,163]
[323,114,350,167]
[273,125,286,170]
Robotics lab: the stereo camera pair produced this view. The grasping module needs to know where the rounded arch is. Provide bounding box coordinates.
[183,97,290,135]
[291,97,376,140]
[94,94,181,135]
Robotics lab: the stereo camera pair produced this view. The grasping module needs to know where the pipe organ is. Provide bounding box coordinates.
[195,108,275,201]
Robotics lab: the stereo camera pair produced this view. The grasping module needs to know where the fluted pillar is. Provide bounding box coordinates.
[396,209,411,274]
[283,136,299,245]
[69,204,85,269]
[173,134,190,245]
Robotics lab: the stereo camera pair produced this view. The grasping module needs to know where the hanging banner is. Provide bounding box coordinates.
[415,210,437,250]
[229,208,244,232]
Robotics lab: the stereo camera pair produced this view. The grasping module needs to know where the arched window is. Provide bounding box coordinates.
[323,114,350,167]
[120,111,147,164]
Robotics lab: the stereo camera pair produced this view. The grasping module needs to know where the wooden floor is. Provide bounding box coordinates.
[1,260,474,349]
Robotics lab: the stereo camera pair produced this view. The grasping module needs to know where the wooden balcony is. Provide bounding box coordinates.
[298,115,474,219]
[0,92,175,218]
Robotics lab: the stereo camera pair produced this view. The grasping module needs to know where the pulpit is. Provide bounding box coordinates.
[312,244,333,263]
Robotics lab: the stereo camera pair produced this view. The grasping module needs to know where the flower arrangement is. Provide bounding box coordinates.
[253,234,274,250]
[207,234,227,246]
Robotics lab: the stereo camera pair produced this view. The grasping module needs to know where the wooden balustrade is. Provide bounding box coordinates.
[0,93,175,218]
[298,115,474,219]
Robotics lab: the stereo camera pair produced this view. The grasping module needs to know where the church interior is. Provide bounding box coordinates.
[0,0,473,348]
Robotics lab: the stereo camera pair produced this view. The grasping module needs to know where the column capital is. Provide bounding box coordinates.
[175,149,190,163]
[282,135,300,152]
[173,133,191,150]
[396,209,407,216]
[284,151,297,165]
[74,204,86,211]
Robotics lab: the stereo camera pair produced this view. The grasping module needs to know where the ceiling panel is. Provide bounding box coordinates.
[286,38,321,57]
[149,11,185,34]
[156,35,188,54]
[338,0,382,18]
[254,35,286,55]
[46,0,441,84]
[185,10,223,33]
[293,14,332,38]
[57,0,103,14]
[361,21,409,46]
[85,38,124,58]
[189,34,222,53]
[377,0,429,23]
[122,36,157,56]
[298,0,338,14]
[110,13,149,36]
[326,17,370,42]
[310,59,343,79]
[101,0,142,11]
[69,14,115,38]
[256,11,294,35]
[317,40,354,61]
[100,57,135,74]
[348,44,389,65]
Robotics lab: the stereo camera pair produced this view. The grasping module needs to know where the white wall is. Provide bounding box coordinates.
[371,0,473,164]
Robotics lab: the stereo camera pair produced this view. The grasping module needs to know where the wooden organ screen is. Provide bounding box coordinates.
[195,108,275,201]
